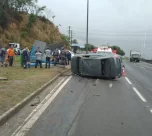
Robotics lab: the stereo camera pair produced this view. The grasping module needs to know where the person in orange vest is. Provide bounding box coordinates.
[7,46,15,66]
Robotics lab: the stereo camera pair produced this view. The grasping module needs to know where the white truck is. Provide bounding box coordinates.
[8,43,20,55]
[130,50,141,62]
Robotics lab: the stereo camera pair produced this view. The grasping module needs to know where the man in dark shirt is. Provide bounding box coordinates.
[53,48,59,66]
[66,51,71,65]
[22,47,28,69]
[60,47,67,66]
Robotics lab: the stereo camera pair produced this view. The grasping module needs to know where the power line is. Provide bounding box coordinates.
[70,31,152,36]
[72,27,152,33]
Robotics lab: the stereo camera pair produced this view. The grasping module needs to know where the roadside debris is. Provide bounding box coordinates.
[30,95,40,107]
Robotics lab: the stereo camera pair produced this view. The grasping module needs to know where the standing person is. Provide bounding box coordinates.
[35,47,41,53]
[66,51,71,65]
[0,47,2,64]
[22,47,28,69]
[20,49,24,67]
[44,48,51,68]
[27,47,31,68]
[0,47,7,67]
[53,48,59,66]
[35,50,42,68]
[7,46,15,66]
[0,47,6,65]
[60,47,66,66]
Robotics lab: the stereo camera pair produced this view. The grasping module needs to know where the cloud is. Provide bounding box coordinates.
[38,0,152,58]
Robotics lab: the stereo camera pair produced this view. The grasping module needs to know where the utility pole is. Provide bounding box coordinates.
[71,30,73,46]
[86,0,89,54]
[143,32,147,59]
[68,26,71,44]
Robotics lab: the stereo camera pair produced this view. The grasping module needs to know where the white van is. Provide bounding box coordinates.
[8,43,20,55]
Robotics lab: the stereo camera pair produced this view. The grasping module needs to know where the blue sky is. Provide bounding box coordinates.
[38,0,152,58]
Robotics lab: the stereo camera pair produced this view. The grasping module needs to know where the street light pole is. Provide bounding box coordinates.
[143,32,146,59]
[86,0,89,54]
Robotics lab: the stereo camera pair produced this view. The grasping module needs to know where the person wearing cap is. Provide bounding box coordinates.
[44,48,51,68]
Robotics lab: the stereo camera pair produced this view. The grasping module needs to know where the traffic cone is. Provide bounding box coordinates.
[122,67,126,76]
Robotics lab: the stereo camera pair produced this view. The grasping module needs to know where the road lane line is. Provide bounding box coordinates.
[125,77,132,84]
[133,87,147,102]
[11,78,66,136]
[150,109,152,113]
[109,84,113,88]
[12,76,72,136]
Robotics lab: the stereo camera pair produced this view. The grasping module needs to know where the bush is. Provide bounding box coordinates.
[27,14,37,29]
[38,16,48,23]
[0,8,9,29]
[21,31,28,39]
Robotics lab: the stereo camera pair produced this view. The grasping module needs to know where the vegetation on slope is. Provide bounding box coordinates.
[0,0,65,48]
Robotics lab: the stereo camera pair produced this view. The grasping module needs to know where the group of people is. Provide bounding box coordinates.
[34,47,71,68]
[0,45,72,69]
[0,46,16,67]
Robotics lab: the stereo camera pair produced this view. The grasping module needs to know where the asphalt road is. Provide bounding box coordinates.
[12,61,152,136]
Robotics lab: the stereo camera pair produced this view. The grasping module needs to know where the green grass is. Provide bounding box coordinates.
[0,64,66,115]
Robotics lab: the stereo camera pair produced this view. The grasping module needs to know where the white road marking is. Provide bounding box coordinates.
[12,76,72,136]
[133,87,147,102]
[109,84,113,88]
[125,77,132,84]
[12,78,66,136]
[150,109,152,113]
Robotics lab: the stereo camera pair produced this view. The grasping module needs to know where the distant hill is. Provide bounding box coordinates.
[0,13,63,49]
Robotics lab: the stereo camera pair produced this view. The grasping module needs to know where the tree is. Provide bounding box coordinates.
[110,45,125,56]
[0,8,9,29]
[72,39,78,44]
[61,34,70,47]
[83,44,96,51]
[0,0,41,29]
[27,5,46,30]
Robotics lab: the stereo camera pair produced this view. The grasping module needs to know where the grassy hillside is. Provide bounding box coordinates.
[0,13,63,49]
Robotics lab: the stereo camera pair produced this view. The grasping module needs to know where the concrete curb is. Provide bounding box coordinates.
[0,68,71,126]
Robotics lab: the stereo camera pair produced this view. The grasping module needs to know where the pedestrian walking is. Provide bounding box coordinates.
[35,50,43,68]
[44,48,51,68]
[53,48,59,66]
[7,46,15,66]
